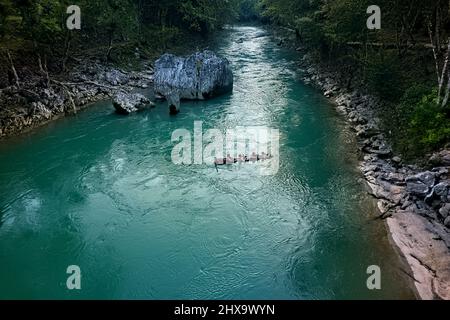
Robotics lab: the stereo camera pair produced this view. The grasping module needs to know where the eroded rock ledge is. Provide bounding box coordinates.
[0,61,155,138]
[300,53,450,300]
[154,50,233,114]
[113,92,153,115]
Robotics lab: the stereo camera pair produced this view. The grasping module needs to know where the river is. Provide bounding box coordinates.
[0,26,414,299]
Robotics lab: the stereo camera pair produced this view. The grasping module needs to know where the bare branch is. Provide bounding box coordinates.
[5,49,20,88]
[428,21,441,85]
[438,39,450,105]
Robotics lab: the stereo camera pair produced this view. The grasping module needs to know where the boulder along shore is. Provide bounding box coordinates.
[299,51,450,300]
[0,49,234,134]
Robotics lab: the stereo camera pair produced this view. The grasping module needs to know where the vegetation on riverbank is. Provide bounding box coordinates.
[1,0,450,160]
[0,0,243,85]
[251,0,450,161]
[0,0,261,139]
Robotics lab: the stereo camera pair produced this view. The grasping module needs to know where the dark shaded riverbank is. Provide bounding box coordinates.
[279,28,450,300]
[0,59,155,138]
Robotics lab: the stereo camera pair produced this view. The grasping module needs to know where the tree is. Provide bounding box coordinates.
[0,0,14,38]
[87,0,139,62]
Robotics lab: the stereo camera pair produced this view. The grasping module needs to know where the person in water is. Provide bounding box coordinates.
[260,152,272,160]
[214,157,224,165]
[214,152,273,166]
[226,154,235,164]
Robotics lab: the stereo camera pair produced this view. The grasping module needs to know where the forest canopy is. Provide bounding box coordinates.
[256,0,450,158]
[1,0,450,158]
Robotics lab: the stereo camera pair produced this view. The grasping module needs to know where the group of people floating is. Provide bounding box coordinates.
[214,152,273,166]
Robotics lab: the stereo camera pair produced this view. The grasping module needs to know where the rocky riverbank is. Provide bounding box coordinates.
[0,59,155,138]
[2,26,449,299]
[299,52,450,300]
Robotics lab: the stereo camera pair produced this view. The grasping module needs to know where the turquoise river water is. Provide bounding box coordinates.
[0,26,414,299]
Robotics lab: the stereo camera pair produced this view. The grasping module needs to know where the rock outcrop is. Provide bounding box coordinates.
[154,50,233,111]
[112,92,152,115]
[166,91,181,115]
[430,149,450,166]
[0,61,155,137]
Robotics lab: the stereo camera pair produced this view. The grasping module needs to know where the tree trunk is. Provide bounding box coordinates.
[105,34,113,63]
[6,50,20,88]
[43,56,50,88]
[442,76,450,107]
[428,21,442,96]
[62,32,72,72]
[33,40,45,74]
[438,39,450,105]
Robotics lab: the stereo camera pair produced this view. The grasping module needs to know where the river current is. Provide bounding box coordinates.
[0,26,414,299]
